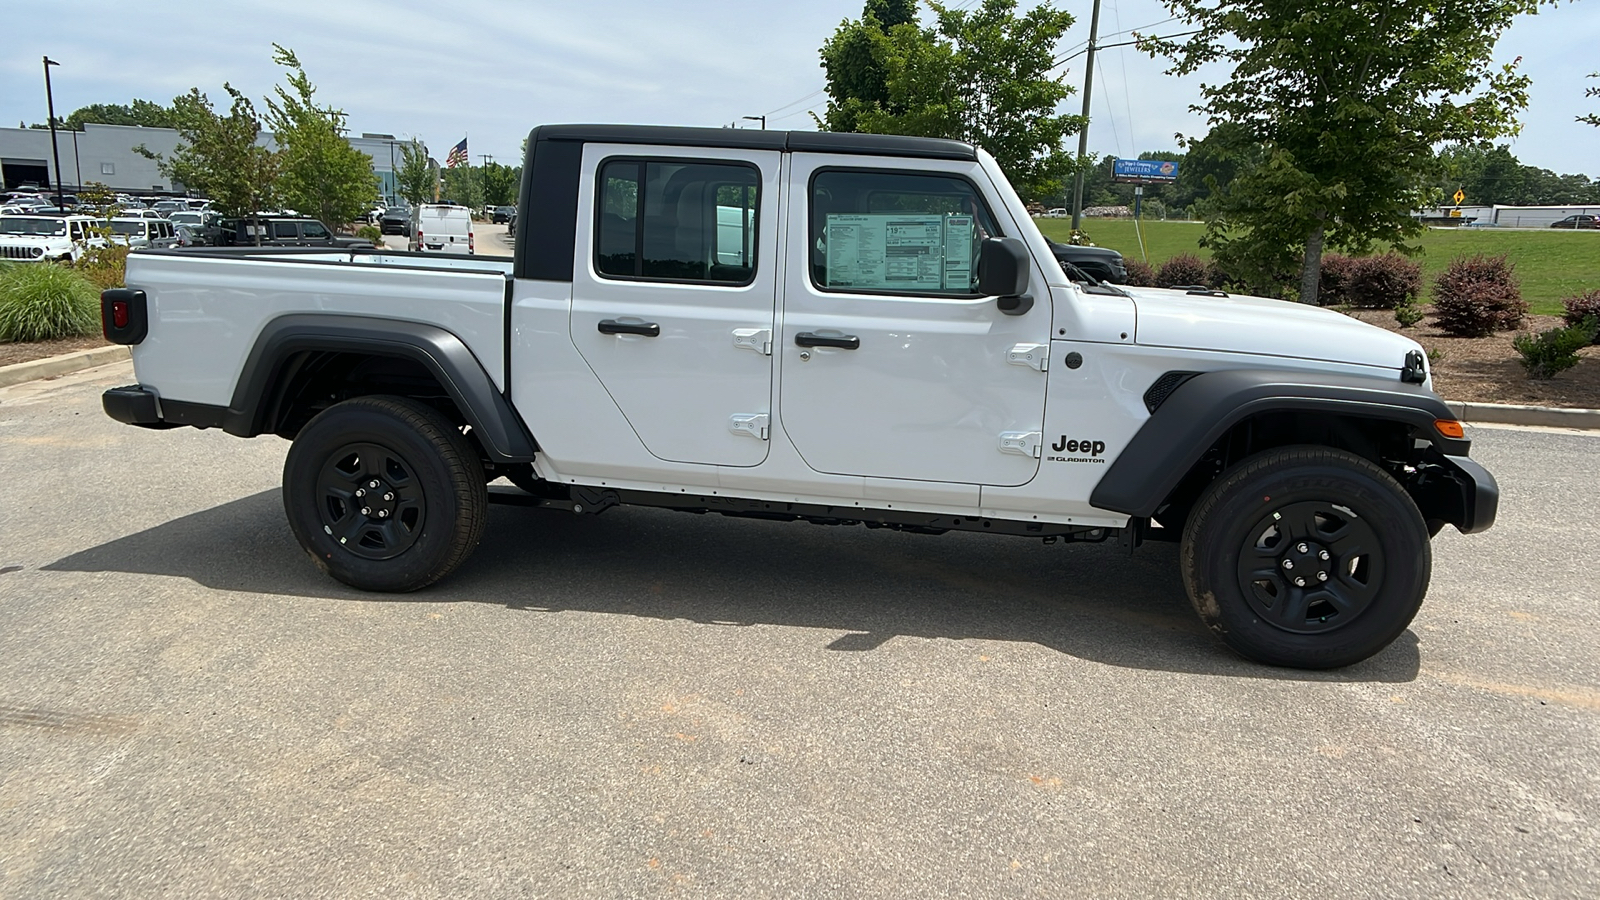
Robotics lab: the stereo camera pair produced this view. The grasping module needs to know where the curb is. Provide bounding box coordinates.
[0,344,1597,431]
[1445,400,1600,431]
[0,345,131,389]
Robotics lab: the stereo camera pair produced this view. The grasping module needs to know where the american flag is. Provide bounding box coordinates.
[445,138,468,168]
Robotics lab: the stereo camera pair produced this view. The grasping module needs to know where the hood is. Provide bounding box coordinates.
[1126,286,1423,372]
[0,233,69,244]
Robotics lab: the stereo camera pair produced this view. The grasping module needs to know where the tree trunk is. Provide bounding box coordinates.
[1298,220,1326,305]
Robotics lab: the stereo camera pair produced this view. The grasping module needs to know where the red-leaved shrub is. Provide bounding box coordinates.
[1121,259,1156,287]
[1431,254,1527,337]
[1346,253,1422,309]
[1155,252,1211,288]
[1562,289,1600,344]
[1317,253,1356,306]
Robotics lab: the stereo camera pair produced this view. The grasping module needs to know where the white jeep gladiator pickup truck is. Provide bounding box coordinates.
[99,125,1496,668]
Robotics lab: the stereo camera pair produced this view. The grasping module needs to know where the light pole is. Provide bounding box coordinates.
[742,115,766,130]
[1068,0,1103,232]
[42,56,65,209]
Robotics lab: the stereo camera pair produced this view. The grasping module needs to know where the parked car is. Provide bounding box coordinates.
[379,207,412,236]
[153,200,188,217]
[409,203,473,254]
[108,217,182,250]
[1047,240,1130,283]
[120,208,170,221]
[100,122,1498,670]
[491,205,516,224]
[168,211,223,246]
[218,216,375,249]
[506,208,516,239]
[0,213,105,262]
[1550,214,1599,230]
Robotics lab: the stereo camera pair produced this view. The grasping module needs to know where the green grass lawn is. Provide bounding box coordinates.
[1033,218,1600,316]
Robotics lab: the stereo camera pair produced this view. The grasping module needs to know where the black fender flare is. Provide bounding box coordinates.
[223,314,535,462]
[1089,367,1469,517]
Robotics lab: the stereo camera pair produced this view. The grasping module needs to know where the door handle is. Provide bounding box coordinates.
[598,319,661,337]
[794,331,860,350]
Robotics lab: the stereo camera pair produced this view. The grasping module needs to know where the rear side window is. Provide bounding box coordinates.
[809,169,1000,295]
[272,221,298,240]
[594,158,759,285]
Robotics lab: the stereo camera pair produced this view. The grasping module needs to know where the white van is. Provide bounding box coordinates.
[409,204,474,254]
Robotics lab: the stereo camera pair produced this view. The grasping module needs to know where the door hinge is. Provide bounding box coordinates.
[732,328,773,356]
[998,431,1042,459]
[729,413,770,440]
[1007,343,1049,372]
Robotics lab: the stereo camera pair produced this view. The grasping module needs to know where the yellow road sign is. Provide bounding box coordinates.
[1453,189,1466,205]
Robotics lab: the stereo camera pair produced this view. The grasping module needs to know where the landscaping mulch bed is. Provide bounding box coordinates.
[0,334,112,369]
[1347,308,1600,409]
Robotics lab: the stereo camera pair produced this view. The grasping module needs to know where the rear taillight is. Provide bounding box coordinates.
[101,288,148,345]
[112,300,129,329]
[416,228,423,250]
[468,231,474,253]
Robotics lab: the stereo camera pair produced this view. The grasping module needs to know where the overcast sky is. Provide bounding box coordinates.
[3,0,1594,178]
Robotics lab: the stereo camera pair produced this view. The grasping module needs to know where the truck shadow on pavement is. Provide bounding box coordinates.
[45,489,1420,683]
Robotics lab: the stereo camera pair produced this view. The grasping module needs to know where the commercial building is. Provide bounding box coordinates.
[0,122,416,204]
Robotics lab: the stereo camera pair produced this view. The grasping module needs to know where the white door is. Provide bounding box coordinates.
[778,156,1051,486]
[569,144,781,467]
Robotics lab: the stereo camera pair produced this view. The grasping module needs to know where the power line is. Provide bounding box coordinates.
[764,87,826,118]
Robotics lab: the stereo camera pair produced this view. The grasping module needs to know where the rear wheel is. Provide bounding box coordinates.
[1180,446,1431,668]
[283,396,486,592]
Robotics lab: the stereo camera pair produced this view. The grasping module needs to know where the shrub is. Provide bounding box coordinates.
[1346,253,1422,309]
[355,224,383,245]
[75,241,129,293]
[1394,300,1425,327]
[1121,259,1156,287]
[1431,254,1527,337]
[1562,289,1600,344]
[0,263,101,342]
[1317,253,1356,306]
[1512,316,1598,379]
[1156,252,1211,288]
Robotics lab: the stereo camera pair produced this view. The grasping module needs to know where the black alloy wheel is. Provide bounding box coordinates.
[1181,445,1431,669]
[283,395,486,592]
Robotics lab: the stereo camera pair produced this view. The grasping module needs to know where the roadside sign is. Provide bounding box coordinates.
[1453,189,1466,205]
[1112,158,1179,184]
[1448,209,1462,217]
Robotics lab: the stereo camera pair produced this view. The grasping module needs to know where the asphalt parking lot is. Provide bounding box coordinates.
[1,362,1596,898]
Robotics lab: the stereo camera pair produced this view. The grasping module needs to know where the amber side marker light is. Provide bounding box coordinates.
[1435,419,1466,439]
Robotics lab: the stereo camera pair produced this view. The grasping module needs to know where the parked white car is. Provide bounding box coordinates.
[409,203,474,254]
[108,217,182,250]
[0,214,104,262]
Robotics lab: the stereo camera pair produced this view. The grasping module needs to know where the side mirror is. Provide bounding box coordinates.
[978,237,1033,315]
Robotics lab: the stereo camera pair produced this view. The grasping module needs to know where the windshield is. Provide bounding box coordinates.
[110,221,147,236]
[170,213,202,224]
[0,217,66,236]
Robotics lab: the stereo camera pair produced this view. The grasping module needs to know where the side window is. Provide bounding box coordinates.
[595,158,759,285]
[70,222,84,241]
[810,169,999,295]
[272,221,298,240]
[301,221,329,240]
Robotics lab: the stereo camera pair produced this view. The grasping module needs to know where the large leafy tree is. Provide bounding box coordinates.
[441,165,484,210]
[819,0,1083,200]
[394,139,435,207]
[479,161,521,208]
[1148,0,1546,302]
[137,85,277,221]
[265,44,378,228]
[42,100,176,131]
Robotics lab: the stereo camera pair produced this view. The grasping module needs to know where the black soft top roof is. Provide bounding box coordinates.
[526,124,977,162]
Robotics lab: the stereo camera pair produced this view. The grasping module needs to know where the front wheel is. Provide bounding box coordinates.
[283,396,487,592]
[1180,446,1431,668]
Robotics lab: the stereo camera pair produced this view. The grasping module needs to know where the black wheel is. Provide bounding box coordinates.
[1180,446,1431,668]
[283,396,487,592]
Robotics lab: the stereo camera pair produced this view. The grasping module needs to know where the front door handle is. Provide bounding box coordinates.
[598,319,661,337]
[794,331,860,350]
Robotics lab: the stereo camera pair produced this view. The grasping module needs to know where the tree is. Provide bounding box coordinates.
[62,100,176,131]
[479,161,521,208]
[1148,0,1545,303]
[818,0,1083,200]
[394,139,435,207]
[137,85,277,221]
[1582,74,1600,127]
[441,165,484,210]
[264,44,378,228]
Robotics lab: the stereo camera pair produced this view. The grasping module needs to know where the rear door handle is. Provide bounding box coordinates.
[598,319,661,337]
[794,331,860,350]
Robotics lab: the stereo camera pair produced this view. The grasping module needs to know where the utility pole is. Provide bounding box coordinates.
[1069,0,1103,232]
[742,115,767,130]
[43,57,65,209]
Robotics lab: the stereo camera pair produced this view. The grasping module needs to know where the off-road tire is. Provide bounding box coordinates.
[1180,445,1431,668]
[283,395,487,592]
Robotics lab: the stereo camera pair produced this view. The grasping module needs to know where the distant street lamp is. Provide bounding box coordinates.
[42,56,65,208]
[742,115,767,130]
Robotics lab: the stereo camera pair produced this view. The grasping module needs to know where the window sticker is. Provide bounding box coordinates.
[824,213,975,291]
